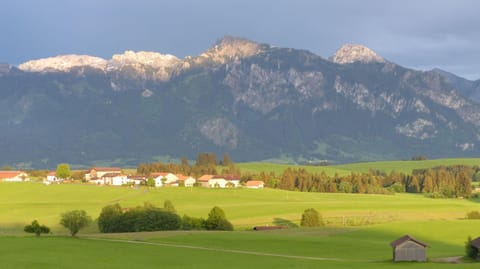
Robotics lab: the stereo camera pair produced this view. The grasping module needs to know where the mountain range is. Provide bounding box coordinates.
[1,36,480,168]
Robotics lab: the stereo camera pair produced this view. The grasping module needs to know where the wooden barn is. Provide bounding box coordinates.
[471,237,480,260]
[390,235,428,262]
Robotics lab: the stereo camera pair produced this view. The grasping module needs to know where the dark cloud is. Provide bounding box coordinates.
[1,0,479,79]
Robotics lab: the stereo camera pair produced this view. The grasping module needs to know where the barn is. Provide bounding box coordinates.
[471,237,480,260]
[390,235,428,262]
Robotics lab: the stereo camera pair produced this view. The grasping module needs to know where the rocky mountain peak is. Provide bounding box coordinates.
[19,55,108,72]
[109,51,181,69]
[197,35,263,64]
[331,44,385,64]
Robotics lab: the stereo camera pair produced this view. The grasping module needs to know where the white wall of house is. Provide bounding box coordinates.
[111,175,129,186]
[184,177,196,187]
[1,172,30,182]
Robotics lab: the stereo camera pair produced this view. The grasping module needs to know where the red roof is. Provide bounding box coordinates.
[176,174,193,181]
[390,235,428,248]
[198,175,214,182]
[246,180,264,187]
[213,174,240,181]
[0,171,25,179]
[151,172,170,177]
[91,167,121,172]
[47,171,56,176]
[101,173,121,177]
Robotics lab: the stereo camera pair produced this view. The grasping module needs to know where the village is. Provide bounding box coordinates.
[0,167,265,189]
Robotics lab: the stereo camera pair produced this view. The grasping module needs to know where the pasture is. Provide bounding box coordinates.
[1,176,480,268]
[237,158,480,175]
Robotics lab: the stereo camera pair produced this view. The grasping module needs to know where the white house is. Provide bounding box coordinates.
[208,175,240,188]
[151,172,178,187]
[176,174,196,187]
[127,175,147,185]
[45,171,64,184]
[85,167,122,181]
[102,173,129,186]
[246,180,265,189]
[198,174,214,188]
[0,171,29,182]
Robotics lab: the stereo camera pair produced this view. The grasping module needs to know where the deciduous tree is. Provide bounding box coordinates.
[60,210,92,236]
[24,220,50,236]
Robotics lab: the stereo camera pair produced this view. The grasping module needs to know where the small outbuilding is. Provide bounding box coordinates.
[471,237,480,260]
[390,235,428,262]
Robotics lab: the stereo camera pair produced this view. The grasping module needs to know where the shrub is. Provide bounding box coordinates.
[466,211,480,219]
[98,203,182,233]
[465,236,479,259]
[98,204,124,233]
[182,215,206,230]
[163,200,176,213]
[300,208,324,227]
[60,210,92,236]
[205,206,233,231]
[24,220,50,236]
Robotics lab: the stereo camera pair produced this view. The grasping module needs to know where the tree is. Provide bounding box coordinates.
[205,206,233,231]
[60,210,92,236]
[300,208,324,227]
[163,200,176,213]
[455,171,472,197]
[465,236,479,260]
[56,163,71,180]
[98,204,123,233]
[24,220,50,236]
[222,153,232,166]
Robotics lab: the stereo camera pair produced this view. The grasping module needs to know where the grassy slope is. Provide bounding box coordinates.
[1,182,479,232]
[1,181,480,268]
[237,158,480,175]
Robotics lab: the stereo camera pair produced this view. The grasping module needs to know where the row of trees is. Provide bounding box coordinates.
[24,202,233,237]
[242,165,476,197]
[137,153,239,178]
[98,201,233,233]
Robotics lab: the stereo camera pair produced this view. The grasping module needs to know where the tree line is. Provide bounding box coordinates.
[137,153,239,178]
[98,201,233,233]
[242,165,476,198]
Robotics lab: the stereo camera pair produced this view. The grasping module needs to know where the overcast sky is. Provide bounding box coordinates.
[1,0,479,80]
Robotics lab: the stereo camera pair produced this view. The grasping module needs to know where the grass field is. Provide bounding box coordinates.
[237,158,480,175]
[2,159,480,268]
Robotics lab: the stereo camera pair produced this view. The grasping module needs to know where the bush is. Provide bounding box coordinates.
[182,215,206,230]
[24,220,50,236]
[205,206,233,231]
[98,204,124,233]
[466,211,480,219]
[60,210,92,236]
[300,208,324,227]
[465,236,479,259]
[98,203,182,233]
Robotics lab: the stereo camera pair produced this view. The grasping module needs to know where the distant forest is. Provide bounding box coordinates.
[137,153,477,198]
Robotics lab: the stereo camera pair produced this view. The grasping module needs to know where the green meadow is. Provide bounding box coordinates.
[2,158,480,268]
[238,158,480,175]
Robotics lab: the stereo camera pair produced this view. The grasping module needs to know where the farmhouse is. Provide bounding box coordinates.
[198,174,214,187]
[45,171,63,184]
[85,167,122,181]
[101,173,129,186]
[127,175,147,185]
[208,175,240,188]
[176,174,196,187]
[0,171,29,182]
[246,180,265,189]
[151,172,178,187]
[390,235,428,262]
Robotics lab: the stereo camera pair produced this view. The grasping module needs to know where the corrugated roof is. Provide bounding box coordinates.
[390,235,428,248]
